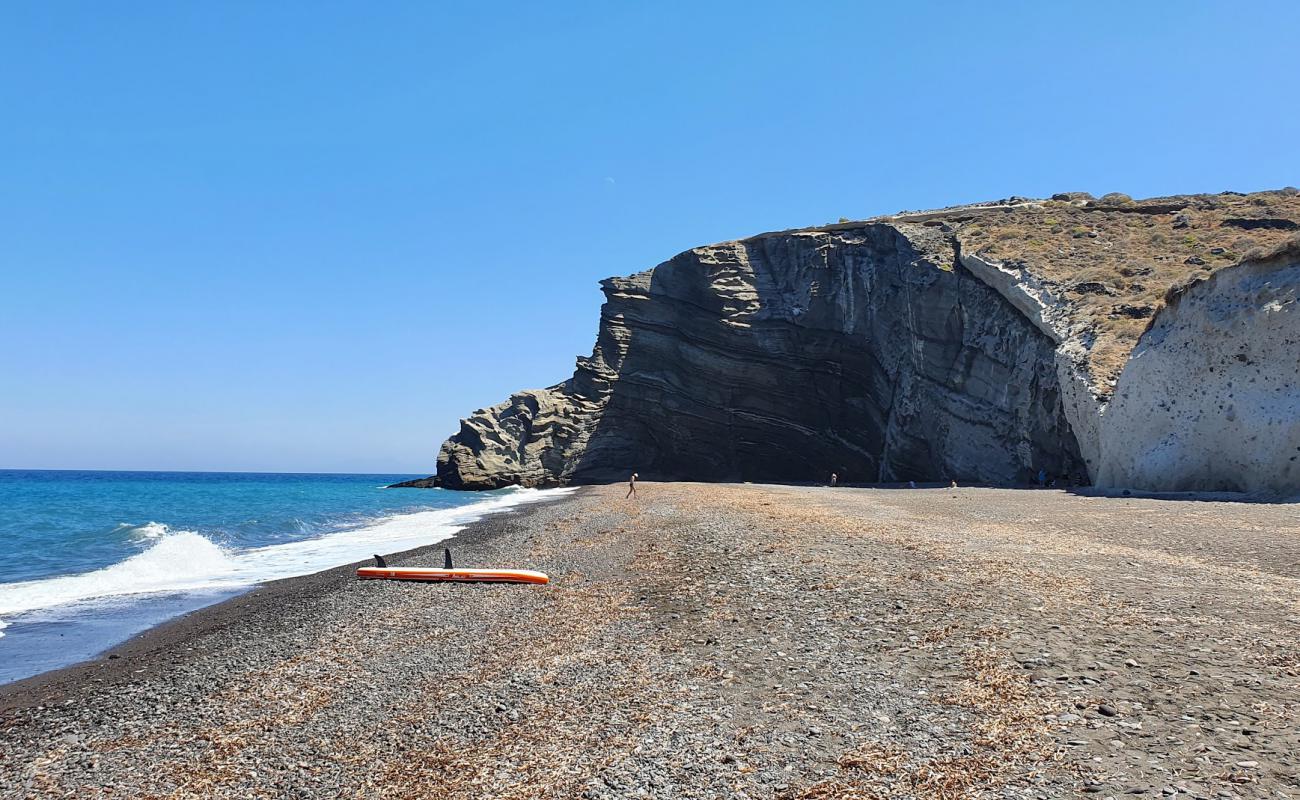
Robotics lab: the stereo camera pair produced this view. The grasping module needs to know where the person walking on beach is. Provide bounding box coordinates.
[626,472,638,499]
[830,472,838,487]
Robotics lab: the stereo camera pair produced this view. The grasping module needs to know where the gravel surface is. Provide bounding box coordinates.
[1,483,1298,799]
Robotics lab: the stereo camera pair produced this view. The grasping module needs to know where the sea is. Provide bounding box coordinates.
[0,469,567,685]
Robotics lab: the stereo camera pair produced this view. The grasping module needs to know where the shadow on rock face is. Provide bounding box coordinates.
[431,224,1086,490]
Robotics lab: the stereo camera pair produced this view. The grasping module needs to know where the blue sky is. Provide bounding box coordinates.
[2,1,1297,473]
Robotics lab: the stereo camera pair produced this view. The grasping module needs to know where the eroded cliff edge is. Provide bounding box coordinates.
[401,189,1300,492]
[1095,239,1300,492]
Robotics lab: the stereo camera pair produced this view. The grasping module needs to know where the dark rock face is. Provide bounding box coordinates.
[428,223,1085,489]
[1221,217,1299,231]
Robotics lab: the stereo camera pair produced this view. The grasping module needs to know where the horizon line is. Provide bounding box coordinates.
[0,467,431,477]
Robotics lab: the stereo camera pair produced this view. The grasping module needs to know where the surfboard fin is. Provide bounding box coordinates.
[444,548,453,569]
[374,554,387,568]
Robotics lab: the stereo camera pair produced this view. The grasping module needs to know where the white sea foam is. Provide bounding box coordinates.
[127,521,169,541]
[0,487,572,620]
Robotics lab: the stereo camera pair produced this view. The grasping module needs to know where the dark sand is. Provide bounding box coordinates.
[2,483,1298,799]
[0,493,571,713]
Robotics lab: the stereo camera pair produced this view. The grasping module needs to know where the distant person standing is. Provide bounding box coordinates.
[830,472,838,487]
[1037,468,1047,488]
[626,472,638,499]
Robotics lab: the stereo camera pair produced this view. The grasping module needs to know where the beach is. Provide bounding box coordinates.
[2,483,1298,799]
[0,470,562,685]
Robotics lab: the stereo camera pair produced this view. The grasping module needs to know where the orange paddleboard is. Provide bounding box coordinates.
[356,567,549,585]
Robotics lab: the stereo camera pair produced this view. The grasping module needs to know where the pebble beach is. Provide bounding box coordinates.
[2,483,1298,799]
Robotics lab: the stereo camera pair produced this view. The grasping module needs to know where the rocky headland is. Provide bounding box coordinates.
[402,190,1300,494]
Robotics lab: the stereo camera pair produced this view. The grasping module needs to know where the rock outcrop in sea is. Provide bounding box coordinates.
[399,190,1300,493]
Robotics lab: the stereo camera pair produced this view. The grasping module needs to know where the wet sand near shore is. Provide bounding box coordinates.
[2,483,1298,799]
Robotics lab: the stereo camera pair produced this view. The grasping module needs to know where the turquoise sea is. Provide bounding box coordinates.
[0,470,562,684]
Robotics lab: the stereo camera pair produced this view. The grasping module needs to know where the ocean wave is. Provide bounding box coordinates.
[0,531,236,618]
[126,521,169,541]
[0,487,571,620]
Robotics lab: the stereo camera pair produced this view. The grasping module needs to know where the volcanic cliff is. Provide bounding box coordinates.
[401,189,1300,493]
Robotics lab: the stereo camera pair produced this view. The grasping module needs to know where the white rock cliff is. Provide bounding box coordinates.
[1096,240,1300,492]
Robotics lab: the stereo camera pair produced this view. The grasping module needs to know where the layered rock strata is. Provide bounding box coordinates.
[424,225,1086,488]
[398,190,1300,493]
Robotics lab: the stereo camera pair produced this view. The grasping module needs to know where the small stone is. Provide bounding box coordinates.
[1098,704,1118,717]
[1235,761,1257,768]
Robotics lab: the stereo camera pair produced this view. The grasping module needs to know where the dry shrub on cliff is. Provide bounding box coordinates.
[941,189,1300,392]
[821,189,1300,395]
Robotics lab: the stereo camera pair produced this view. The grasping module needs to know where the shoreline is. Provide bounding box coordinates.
[4,482,1297,798]
[0,489,575,713]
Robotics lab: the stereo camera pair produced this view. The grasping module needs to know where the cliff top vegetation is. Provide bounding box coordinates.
[807,189,1300,394]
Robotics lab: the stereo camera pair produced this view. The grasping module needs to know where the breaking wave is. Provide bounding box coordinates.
[0,487,570,620]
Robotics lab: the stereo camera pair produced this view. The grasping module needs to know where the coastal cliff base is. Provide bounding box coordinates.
[5,483,1299,798]
[424,190,1300,494]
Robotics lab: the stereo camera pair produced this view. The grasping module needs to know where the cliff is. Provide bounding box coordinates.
[399,189,1300,492]
[1095,238,1300,492]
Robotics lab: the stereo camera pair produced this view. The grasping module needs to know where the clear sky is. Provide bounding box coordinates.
[2,2,1297,473]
